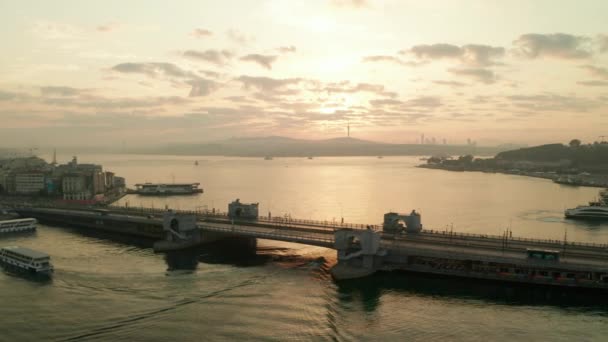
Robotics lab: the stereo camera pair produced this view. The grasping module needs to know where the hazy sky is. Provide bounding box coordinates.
[1,0,607,147]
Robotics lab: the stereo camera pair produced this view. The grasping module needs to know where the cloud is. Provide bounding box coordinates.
[240,54,278,70]
[277,46,296,53]
[40,86,83,96]
[191,28,213,38]
[2,86,191,109]
[323,81,390,95]
[507,94,599,112]
[110,62,218,96]
[0,90,24,101]
[226,29,254,45]
[448,68,497,84]
[405,96,442,108]
[580,65,608,80]
[111,62,192,78]
[183,49,234,66]
[577,80,608,87]
[513,33,592,59]
[362,55,405,65]
[407,43,462,60]
[96,23,120,32]
[433,80,466,87]
[187,79,220,97]
[460,45,505,66]
[199,69,221,79]
[236,75,303,92]
[599,34,608,53]
[403,43,504,66]
[369,99,403,107]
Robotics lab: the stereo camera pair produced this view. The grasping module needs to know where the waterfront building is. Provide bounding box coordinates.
[14,172,46,194]
[62,173,91,200]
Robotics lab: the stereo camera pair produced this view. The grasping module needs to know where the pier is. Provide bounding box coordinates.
[7,200,608,289]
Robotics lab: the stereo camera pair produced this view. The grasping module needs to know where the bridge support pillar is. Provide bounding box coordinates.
[330,229,386,280]
[153,211,202,252]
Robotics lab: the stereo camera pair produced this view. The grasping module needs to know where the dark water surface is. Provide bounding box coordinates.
[2,155,608,341]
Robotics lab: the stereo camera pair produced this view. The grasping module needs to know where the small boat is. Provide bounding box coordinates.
[0,218,37,235]
[307,156,313,160]
[194,160,199,166]
[0,246,54,277]
[377,156,383,159]
[264,156,273,160]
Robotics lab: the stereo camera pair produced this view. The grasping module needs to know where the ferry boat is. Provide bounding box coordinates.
[0,246,53,276]
[0,218,37,234]
[130,183,203,196]
[565,203,608,220]
[565,187,608,220]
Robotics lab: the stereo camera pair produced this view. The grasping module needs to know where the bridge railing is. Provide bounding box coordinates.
[422,229,608,249]
[254,216,380,231]
[200,223,334,244]
[106,205,379,231]
[105,205,230,218]
[10,201,607,249]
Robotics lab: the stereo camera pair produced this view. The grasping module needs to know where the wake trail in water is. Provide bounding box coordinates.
[56,272,273,341]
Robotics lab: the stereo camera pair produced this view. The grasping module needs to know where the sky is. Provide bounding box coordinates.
[1,0,607,148]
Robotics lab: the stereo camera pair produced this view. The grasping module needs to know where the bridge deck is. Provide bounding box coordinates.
[9,205,608,272]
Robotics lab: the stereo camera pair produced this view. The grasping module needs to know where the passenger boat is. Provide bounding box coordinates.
[0,246,54,276]
[565,187,608,220]
[0,218,37,234]
[565,203,608,220]
[130,183,203,195]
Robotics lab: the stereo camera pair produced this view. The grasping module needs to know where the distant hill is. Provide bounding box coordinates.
[496,143,571,162]
[496,143,608,165]
[135,136,513,157]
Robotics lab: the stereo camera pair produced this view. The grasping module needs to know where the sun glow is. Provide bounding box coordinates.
[307,16,335,33]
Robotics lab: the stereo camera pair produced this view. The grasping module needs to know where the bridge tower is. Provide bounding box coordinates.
[331,228,387,280]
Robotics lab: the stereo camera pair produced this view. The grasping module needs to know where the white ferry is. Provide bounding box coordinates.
[131,183,203,195]
[565,203,608,220]
[0,246,54,276]
[0,218,37,234]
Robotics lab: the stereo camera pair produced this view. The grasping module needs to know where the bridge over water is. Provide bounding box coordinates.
[8,203,608,287]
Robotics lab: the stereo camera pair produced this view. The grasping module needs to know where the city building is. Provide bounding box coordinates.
[15,173,46,194]
[62,173,91,200]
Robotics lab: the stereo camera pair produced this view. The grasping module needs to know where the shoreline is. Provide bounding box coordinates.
[418,164,608,188]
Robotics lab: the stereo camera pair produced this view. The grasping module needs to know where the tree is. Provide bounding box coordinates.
[458,154,474,164]
[569,139,581,148]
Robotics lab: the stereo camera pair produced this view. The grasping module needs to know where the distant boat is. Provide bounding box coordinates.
[194,160,199,166]
[377,156,383,159]
[264,156,273,160]
[307,156,313,160]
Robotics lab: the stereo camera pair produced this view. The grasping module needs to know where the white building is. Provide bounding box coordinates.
[62,174,91,200]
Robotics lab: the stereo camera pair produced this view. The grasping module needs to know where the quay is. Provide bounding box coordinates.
[7,200,608,289]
